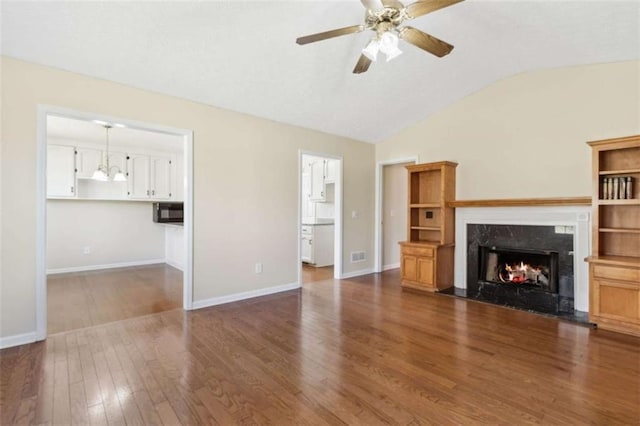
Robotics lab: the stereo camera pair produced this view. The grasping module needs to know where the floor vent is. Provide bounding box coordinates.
[350,251,366,263]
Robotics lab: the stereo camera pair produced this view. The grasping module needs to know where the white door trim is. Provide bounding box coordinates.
[374,156,419,273]
[298,151,344,282]
[35,105,194,341]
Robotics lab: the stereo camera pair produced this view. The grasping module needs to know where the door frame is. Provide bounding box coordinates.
[35,105,194,341]
[298,151,344,283]
[373,156,419,273]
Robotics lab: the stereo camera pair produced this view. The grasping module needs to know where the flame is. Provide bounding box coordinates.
[500,261,542,284]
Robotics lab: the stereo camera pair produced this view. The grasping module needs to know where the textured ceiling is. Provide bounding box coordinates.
[2,1,639,143]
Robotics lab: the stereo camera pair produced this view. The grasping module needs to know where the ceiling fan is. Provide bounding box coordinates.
[296,0,464,74]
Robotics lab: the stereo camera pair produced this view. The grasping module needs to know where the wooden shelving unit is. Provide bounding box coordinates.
[399,161,457,292]
[586,135,640,336]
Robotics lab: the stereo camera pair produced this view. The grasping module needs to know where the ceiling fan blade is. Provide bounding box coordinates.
[361,0,384,10]
[353,54,373,74]
[398,26,454,57]
[296,25,365,45]
[404,0,464,20]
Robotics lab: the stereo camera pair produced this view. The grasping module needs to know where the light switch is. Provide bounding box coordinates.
[351,210,358,219]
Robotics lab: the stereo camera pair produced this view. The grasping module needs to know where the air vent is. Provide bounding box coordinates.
[350,251,366,263]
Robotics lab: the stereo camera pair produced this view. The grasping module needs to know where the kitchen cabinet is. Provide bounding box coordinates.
[47,145,76,198]
[309,160,326,201]
[301,224,334,267]
[301,172,316,221]
[76,147,102,179]
[324,159,338,183]
[127,154,173,200]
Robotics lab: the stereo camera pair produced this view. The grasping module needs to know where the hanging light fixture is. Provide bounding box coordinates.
[91,123,127,182]
[361,30,402,63]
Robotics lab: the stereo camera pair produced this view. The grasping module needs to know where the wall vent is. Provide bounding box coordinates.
[350,251,366,263]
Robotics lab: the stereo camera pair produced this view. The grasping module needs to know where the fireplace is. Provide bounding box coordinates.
[466,224,574,315]
[454,205,591,317]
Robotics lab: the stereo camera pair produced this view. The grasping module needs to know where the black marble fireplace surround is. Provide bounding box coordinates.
[466,224,575,315]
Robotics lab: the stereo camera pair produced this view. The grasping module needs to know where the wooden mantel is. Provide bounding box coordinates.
[448,197,591,208]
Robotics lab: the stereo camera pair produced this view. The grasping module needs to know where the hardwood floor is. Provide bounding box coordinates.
[47,264,182,334]
[2,269,639,425]
[302,264,334,283]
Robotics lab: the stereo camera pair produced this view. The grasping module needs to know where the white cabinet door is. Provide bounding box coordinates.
[301,172,316,220]
[76,148,102,179]
[309,160,326,201]
[301,234,313,263]
[47,145,76,198]
[325,159,337,183]
[127,154,150,199]
[150,156,172,200]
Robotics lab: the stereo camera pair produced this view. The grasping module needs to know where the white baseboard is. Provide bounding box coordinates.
[340,268,374,279]
[165,258,184,271]
[46,258,166,275]
[0,331,37,349]
[192,281,301,310]
[382,262,400,271]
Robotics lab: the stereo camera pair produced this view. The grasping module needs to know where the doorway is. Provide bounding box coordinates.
[374,157,418,273]
[298,151,343,284]
[36,106,194,340]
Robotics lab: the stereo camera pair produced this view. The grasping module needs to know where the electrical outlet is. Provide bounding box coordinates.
[83,246,91,255]
[255,263,263,274]
[554,226,565,234]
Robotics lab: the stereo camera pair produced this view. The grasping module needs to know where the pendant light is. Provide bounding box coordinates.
[92,123,127,182]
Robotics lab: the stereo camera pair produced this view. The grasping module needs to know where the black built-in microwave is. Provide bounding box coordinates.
[153,202,184,223]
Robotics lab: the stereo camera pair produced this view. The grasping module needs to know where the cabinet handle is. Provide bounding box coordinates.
[152,190,155,196]
[71,186,74,194]
[146,190,150,196]
[321,191,324,197]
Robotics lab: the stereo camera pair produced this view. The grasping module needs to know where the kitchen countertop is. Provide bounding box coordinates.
[302,221,334,226]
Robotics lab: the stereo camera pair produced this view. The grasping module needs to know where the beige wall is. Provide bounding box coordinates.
[376,61,640,199]
[0,57,375,339]
[47,200,166,271]
[382,163,409,269]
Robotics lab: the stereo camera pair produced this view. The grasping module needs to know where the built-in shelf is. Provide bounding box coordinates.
[587,134,640,337]
[599,228,640,234]
[409,203,441,208]
[597,199,640,205]
[410,226,441,231]
[599,168,640,176]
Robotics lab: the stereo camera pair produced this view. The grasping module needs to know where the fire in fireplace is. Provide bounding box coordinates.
[479,246,558,293]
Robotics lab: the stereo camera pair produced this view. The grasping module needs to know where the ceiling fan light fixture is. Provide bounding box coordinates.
[362,39,380,61]
[379,32,401,56]
[384,45,403,62]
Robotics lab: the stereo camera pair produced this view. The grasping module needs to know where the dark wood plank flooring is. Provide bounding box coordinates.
[302,264,334,284]
[2,269,639,425]
[47,264,182,334]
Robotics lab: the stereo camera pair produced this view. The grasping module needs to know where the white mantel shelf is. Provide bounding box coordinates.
[454,205,592,312]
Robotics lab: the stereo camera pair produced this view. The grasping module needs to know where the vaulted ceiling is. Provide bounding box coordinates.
[2,1,639,143]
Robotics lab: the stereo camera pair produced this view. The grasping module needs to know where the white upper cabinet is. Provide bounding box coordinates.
[76,147,102,179]
[127,154,151,199]
[324,159,338,183]
[309,160,326,202]
[47,145,76,198]
[127,154,173,200]
[150,156,172,200]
